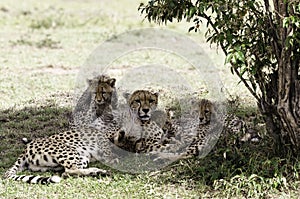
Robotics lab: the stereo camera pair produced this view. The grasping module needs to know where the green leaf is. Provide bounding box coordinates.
[188,7,197,18]
[236,51,245,63]
[239,66,247,77]
[225,53,233,64]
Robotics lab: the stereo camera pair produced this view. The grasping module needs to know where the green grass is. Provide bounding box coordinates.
[0,93,299,198]
[0,0,299,198]
[1,100,300,198]
[0,174,202,199]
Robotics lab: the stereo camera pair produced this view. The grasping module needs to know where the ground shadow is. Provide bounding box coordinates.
[0,96,298,198]
[0,98,72,168]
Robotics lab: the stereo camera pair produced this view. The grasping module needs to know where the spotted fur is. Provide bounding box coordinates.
[3,115,121,184]
[71,75,117,127]
[114,98,224,161]
[113,90,167,153]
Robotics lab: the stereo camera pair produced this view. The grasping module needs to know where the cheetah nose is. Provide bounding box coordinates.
[142,108,149,114]
[95,99,103,104]
[199,117,204,122]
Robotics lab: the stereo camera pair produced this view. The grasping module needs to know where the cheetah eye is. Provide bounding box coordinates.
[204,110,210,114]
[134,99,141,103]
[149,99,155,103]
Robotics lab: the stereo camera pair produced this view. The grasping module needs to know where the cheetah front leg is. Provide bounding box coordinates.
[61,156,109,178]
[151,139,208,161]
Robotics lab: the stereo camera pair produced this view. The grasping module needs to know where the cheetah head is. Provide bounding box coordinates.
[124,90,159,122]
[88,75,116,106]
[199,99,214,124]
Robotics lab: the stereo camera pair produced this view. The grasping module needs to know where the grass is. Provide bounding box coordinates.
[0,174,201,199]
[0,96,299,198]
[0,0,299,198]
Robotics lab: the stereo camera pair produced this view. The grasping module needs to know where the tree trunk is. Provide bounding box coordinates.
[257,101,283,155]
[270,0,300,155]
[277,51,300,154]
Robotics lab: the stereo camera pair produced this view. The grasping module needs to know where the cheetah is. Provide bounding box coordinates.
[3,113,123,184]
[5,76,128,184]
[21,75,118,145]
[71,75,117,127]
[2,90,170,184]
[172,99,223,159]
[112,90,170,153]
[114,98,224,161]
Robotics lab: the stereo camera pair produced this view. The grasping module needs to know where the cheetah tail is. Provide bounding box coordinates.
[5,173,61,184]
[3,157,61,184]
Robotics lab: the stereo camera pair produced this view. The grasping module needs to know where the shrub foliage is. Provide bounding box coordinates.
[139,0,300,155]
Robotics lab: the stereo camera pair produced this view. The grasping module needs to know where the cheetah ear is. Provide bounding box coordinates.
[123,92,131,102]
[87,78,93,86]
[190,98,198,106]
[87,78,98,92]
[87,77,98,86]
[108,78,116,87]
[118,130,125,139]
[87,78,94,91]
